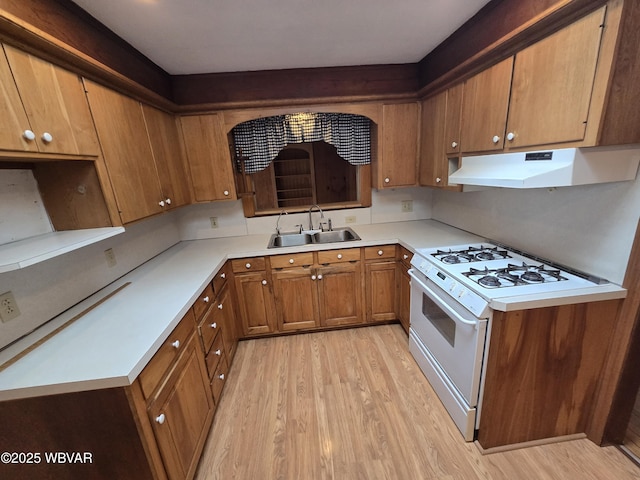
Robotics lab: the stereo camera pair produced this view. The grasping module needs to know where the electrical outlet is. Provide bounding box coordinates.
[345,215,356,224]
[0,291,21,323]
[401,200,413,213]
[210,217,219,228]
[104,248,117,268]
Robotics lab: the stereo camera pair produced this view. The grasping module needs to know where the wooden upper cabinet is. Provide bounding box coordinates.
[142,104,192,209]
[84,80,164,223]
[377,102,419,188]
[419,91,448,187]
[460,57,514,154]
[180,114,237,202]
[444,83,463,156]
[1,44,99,156]
[505,6,606,149]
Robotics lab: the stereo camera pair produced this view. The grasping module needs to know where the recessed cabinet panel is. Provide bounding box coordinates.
[379,103,419,188]
[0,46,35,152]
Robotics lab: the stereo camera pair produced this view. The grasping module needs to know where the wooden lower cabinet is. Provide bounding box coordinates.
[232,258,277,336]
[147,334,214,480]
[397,246,413,334]
[317,261,363,327]
[365,245,398,323]
[272,265,320,331]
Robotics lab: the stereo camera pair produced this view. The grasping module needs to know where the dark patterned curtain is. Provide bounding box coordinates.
[232,112,371,173]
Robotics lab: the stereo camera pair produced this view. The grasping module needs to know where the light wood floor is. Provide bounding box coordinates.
[624,388,640,459]
[196,324,639,480]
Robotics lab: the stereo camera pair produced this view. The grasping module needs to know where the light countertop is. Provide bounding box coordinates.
[0,220,625,401]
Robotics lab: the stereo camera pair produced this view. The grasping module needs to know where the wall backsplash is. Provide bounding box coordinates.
[432,176,640,285]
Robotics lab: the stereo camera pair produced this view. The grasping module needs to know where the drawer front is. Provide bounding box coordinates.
[270,252,314,269]
[232,257,266,273]
[199,304,223,354]
[317,248,360,264]
[365,245,397,260]
[210,354,229,405]
[205,332,225,379]
[212,261,232,293]
[398,246,413,267]
[139,309,196,399]
[193,283,214,321]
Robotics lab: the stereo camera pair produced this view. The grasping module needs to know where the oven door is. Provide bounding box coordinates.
[408,268,488,407]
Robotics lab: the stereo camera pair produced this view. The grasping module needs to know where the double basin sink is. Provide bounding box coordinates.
[268,227,361,248]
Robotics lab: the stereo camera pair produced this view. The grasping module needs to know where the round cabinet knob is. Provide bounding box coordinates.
[436,177,442,183]
[451,141,458,149]
[221,273,226,279]
[41,132,53,143]
[384,177,390,184]
[261,279,267,285]
[23,130,36,141]
[492,135,501,144]
[211,322,218,329]
[171,340,180,349]
[403,254,409,260]
[158,200,165,207]
[289,258,294,264]
[337,254,343,259]
[311,275,317,280]
[223,190,230,196]
[155,414,166,424]
[215,349,221,356]
[245,263,251,269]
[217,303,223,310]
[378,250,383,256]
[165,198,172,205]
[506,132,515,141]
[317,274,323,280]
[203,296,209,303]
[219,374,225,380]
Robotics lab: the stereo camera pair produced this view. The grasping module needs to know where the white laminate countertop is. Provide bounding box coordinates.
[0,220,625,401]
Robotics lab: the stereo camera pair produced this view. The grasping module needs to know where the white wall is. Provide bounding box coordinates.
[176,187,433,239]
[432,177,640,285]
[0,212,181,349]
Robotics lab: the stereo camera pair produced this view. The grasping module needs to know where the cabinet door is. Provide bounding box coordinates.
[180,114,237,202]
[234,271,276,336]
[216,282,239,361]
[379,103,419,188]
[3,44,99,156]
[84,80,164,223]
[397,266,411,334]
[419,92,448,187]
[149,336,213,480]
[460,57,513,153]
[365,261,398,322]
[506,7,606,149]
[0,45,36,152]
[444,83,464,156]
[317,261,363,327]
[272,266,320,331]
[142,104,192,209]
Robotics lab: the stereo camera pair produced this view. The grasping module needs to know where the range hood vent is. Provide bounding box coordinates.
[449,146,640,189]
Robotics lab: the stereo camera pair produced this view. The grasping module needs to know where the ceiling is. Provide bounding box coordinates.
[70,0,491,75]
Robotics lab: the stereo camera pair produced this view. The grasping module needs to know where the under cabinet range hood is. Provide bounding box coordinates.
[448,146,640,189]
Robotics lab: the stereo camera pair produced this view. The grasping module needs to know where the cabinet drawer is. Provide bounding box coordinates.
[365,245,397,260]
[139,309,196,399]
[398,246,413,267]
[317,248,360,264]
[232,257,266,273]
[212,261,232,293]
[198,304,222,354]
[270,252,314,269]
[205,332,225,379]
[210,354,229,405]
[193,283,214,321]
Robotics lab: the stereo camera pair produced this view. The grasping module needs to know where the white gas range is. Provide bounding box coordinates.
[407,242,616,441]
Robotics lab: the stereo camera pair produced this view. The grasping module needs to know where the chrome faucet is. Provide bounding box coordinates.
[307,204,324,231]
[275,210,288,235]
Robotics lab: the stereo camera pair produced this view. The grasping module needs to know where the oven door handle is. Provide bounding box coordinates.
[408,268,480,328]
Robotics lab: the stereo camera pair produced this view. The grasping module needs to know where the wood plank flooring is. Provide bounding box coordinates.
[624,388,640,459]
[195,324,639,480]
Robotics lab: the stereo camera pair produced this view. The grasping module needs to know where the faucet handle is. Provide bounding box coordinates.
[295,224,303,234]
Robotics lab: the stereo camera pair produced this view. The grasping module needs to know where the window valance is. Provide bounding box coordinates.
[232,112,371,174]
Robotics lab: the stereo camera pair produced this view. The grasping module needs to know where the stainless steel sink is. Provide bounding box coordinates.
[268,227,360,248]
